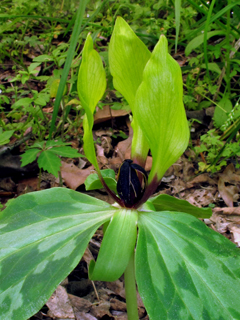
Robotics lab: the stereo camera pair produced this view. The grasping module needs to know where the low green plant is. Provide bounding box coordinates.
[1,17,240,320]
[0,128,14,146]
[20,139,83,178]
[195,129,240,172]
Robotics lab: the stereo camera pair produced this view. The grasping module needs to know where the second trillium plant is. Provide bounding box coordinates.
[1,17,240,320]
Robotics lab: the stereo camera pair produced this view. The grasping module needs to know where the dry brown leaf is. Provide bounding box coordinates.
[46,285,75,319]
[110,298,126,311]
[94,105,129,124]
[228,224,240,246]
[96,144,108,166]
[75,312,97,320]
[218,176,234,207]
[187,173,217,187]
[90,301,112,318]
[183,187,217,207]
[101,136,112,155]
[68,294,92,313]
[213,207,240,215]
[60,161,94,190]
[82,247,95,266]
[221,163,240,183]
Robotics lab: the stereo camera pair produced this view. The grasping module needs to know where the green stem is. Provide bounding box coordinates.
[124,251,139,320]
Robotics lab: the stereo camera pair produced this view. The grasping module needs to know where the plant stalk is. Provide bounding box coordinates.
[124,251,139,320]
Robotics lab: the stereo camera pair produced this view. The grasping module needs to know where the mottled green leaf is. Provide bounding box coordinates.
[134,35,189,182]
[21,148,40,167]
[148,194,212,218]
[109,17,150,164]
[89,209,137,281]
[136,211,240,320]
[85,169,117,193]
[0,188,115,320]
[37,150,61,177]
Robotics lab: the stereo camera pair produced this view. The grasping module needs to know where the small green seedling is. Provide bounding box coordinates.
[21,139,83,177]
[1,18,240,320]
[0,128,14,146]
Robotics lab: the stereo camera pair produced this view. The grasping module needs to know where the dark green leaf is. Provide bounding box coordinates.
[85,169,117,193]
[37,150,61,177]
[21,148,40,167]
[48,146,84,158]
[148,194,212,218]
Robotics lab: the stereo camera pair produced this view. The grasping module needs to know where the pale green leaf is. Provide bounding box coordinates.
[136,211,240,320]
[11,97,32,109]
[77,34,106,172]
[148,194,212,218]
[134,35,189,182]
[185,30,226,56]
[37,150,61,177]
[78,34,106,114]
[45,139,70,148]
[28,62,41,73]
[21,148,40,167]
[89,209,137,281]
[48,146,84,158]
[201,62,222,75]
[109,17,150,163]
[85,169,117,192]
[214,97,232,128]
[0,130,14,146]
[109,17,151,109]
[29,141,45,149]
[0,188,115,320]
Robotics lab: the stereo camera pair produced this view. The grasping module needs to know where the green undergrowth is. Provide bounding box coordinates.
[0,0,240,173]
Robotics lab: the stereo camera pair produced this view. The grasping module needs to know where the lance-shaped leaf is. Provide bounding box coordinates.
[134,35,189,182]
[78,34,106,171]
[109,17,151,164]
[147,194,212,219]
[136,211,240,320]
[0,188,115,320]
[89,209,138,282]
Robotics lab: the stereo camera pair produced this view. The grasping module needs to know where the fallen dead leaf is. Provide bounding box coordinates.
[187,173,217,188]
[218,176,238,207]
[75,312,97,320]
[46,285,75,319]
[228,224,240,246]
[213,207,240,215]
[94,105,129,124]
[60,161,94,190]
[68,294,92,313]
[110,298,126,312]
[90,301,112,318]
[221,163,240,183]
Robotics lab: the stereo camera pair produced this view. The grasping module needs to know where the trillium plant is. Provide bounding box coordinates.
[1,17,240,320]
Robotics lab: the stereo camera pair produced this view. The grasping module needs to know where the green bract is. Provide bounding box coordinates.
[1,17,240,320]
[77,33,106,173]
[109,17,151,165]
[134,35,189,182]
